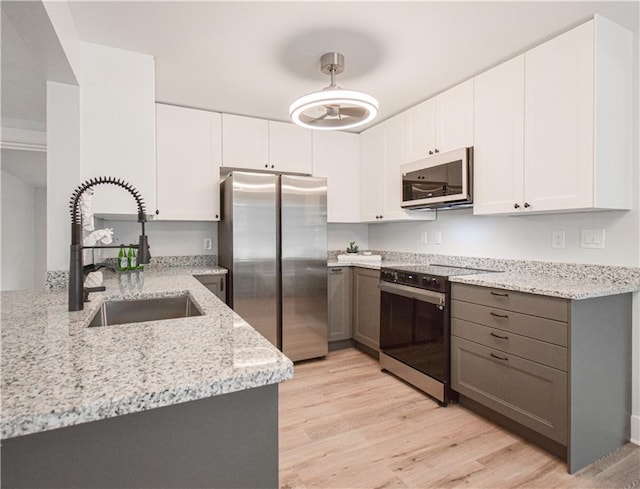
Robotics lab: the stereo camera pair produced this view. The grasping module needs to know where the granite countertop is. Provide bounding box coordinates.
[1,270,293,440]
[449,271,640,300]
[328,258,640,300]
[143,264,228,277]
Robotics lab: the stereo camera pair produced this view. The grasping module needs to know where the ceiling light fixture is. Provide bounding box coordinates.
[289,52,378,131]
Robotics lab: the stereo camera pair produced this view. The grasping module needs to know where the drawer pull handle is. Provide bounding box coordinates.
[490,291,509,297]
[490,352,509,361]
[490,312,509,319]
[490,332,509,340]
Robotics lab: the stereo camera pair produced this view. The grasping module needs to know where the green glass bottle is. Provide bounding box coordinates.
[127,246,137,270]
[118,245,128,271]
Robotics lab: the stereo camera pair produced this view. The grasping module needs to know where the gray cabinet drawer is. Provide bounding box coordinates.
[451,336,567,444]
[452,283,568,322]
[451,299,567,347]
[451,318,567,371]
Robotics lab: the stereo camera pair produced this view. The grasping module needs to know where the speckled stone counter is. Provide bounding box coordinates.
[328,251,640,300]
[449,271,640,299]
[1,272,293,440]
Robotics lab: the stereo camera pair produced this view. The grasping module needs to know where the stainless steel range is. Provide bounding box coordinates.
[379,264,487,405]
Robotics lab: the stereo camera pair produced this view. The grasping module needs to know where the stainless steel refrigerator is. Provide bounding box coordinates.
[218,171,328,362]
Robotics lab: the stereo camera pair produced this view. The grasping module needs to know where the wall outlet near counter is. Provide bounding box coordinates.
[203,238,212,250]
[420,232,428,244]
[551,230,566,249]
[433,231,442,245]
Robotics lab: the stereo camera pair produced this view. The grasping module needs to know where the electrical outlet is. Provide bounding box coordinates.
[551,230,565,249]
[421,232,428,244]
[433,231,442,245]
[203,238,212,250]
[581,229,605,249]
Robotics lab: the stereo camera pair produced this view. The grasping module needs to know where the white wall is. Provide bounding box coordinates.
[94,219,217,260]
[1,171,37,290]
[369,208,638,266]
[47,81,81,272]
[34,187,47,287]
[328,223,369,252]
[79,42,156,216]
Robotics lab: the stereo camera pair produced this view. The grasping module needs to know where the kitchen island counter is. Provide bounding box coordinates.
[1,272,293,440]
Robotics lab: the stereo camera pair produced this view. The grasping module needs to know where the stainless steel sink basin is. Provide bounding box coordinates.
[88,294,203,327]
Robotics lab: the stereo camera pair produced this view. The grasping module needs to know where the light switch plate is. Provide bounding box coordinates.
[421,232,428,244]
[433,231,442,245]
[580,229,605,249]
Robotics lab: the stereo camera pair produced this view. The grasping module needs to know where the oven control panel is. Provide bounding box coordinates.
[380,269,447,292]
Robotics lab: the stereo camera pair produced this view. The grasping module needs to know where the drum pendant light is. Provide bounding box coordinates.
[289,52,378,131]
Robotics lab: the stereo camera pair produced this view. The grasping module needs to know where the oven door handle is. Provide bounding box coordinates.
[380,281,446,306]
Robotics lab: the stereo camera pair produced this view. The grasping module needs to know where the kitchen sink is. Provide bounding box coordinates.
[87,294,203,327]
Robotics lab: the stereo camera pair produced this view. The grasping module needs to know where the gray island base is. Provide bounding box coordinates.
[2,384,278,488]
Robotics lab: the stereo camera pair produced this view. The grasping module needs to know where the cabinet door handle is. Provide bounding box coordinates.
[434,148,439,154]
[490,331,509,340]
[513,203,520,209]
[524,202,531,208]
[264,164,268,168]
[490,352,509,361]
[490,291,509,297]
[428,150,434,155]
[220,279,224,292]
[490,311,509,319]
[331,268,343,273]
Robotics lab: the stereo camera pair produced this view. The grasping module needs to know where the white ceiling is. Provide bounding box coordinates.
[66,1,638,132]
[1,1,638,134]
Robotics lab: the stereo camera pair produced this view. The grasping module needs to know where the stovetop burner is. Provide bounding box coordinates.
[383,264,491,278]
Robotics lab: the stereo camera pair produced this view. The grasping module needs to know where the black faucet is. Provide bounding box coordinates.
[68,177,151,311]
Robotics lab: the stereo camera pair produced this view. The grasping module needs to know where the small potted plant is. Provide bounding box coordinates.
[346,241,359,254]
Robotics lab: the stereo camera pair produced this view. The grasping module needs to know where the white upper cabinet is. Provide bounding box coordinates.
[474,17,632,215]
[473,56,525,215]
[404,79,474,163]
[80,42,157,218]
[523,21,595,212]
[269,121,313,174]
[312,131,360,223]
[523,17,631,212]
[221,114,312,174]
[435,80,474,154]
[156,104,222,221]
[221,114,269,170]
[360,116,436,223]
[360,122,386,222]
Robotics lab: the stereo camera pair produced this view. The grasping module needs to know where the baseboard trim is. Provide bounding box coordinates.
[631,414,640,445]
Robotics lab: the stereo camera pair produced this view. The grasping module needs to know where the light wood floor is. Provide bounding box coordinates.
[279,348,639,489]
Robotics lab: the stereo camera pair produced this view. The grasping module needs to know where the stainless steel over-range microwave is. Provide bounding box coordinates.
[400,147,473,210]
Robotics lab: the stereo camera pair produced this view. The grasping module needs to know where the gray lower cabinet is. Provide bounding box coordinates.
[352,268,380,351]
[328,267,352,342]
[451,282,632,473]
[194,274,227,303]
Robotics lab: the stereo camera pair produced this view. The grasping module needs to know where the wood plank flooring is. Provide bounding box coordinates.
[279,348,639,489]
